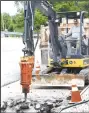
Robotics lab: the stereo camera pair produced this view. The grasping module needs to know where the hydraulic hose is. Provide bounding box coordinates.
[59,99,89,113]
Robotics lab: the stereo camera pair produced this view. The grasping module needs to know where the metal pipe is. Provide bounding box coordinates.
[88,38,89,55]
[80,11,88,55]
[79,11,83,55]
[66,15,68,33]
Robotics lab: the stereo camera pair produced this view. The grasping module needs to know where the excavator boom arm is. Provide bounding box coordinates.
[23,0,61,62]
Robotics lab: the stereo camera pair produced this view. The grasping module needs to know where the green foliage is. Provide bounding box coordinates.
[1,15,4,30]
[13,9,24,32]
[78,1,89,15]
[53,1,87,12]
[1,9,24,32]
[8,24,14,31]
[53,1,71,12]
[1,13,11,30]
[1,1,89,32]
[34,9,47,30]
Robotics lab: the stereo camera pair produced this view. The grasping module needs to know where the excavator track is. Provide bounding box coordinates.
[79,67,89,85]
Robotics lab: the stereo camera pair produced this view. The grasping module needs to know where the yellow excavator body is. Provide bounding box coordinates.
[48,57,89,68]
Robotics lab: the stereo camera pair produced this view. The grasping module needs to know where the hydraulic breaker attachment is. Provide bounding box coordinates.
[19,56,34,102]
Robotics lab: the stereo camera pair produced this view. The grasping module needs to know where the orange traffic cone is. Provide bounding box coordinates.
[70,83,82,103]
[35,60,40,80]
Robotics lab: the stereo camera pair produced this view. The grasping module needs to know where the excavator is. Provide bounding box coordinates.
[19,0,89,102]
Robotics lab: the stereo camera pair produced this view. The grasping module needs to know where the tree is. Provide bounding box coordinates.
[1,14,4,31]
[1,13,16,32]
[53,1,89,16]
[12,1,89,32]
[14,9,24,32]
[8,24,14,31]
[1,13,11,30]
[78,1,89,16]
[14,1,47,31]
[34,9,47,30]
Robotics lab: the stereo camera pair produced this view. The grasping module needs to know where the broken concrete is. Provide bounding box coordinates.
[1,101,7,111]
[1,81,89,113]
[20,102,29,110]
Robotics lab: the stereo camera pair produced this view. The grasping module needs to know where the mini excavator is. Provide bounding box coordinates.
[19,0,89,101]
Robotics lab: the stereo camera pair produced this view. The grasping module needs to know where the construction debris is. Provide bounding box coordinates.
[1,80,89,113]
[20,102,29,110]
[1,101,7,111]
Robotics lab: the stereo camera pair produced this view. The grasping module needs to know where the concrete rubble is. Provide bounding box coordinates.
[1,81,89,113]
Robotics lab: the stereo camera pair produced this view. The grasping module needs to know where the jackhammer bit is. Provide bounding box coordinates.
[19,56,34,102]
[24,92,27,102]
[23,87,29,102]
